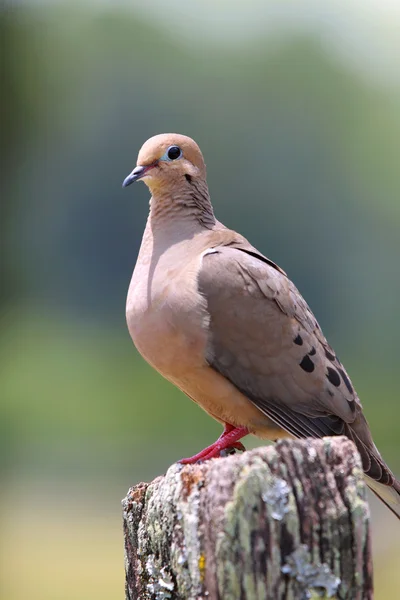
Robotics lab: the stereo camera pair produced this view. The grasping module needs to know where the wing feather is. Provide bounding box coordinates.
[198,242,399,504]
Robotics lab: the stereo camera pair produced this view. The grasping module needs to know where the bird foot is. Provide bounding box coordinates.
[179,426,249,464]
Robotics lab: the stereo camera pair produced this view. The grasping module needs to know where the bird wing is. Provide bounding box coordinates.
[198,237,398,491]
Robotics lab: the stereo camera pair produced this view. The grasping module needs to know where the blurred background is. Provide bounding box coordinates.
[1,0,400,598]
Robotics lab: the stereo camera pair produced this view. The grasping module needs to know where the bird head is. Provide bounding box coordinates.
[122,133,207,194]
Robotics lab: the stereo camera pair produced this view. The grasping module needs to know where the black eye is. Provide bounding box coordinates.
[167,145,182,160]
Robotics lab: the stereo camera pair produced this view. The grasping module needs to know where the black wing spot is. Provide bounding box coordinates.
[324,348,336,361]
[327,367,341,387]
[300,355,315,373]
[294,334,303,346]
[338,368,353,394]
[347,398,357,413]
[185,174,192,183]
[308,346,316,356]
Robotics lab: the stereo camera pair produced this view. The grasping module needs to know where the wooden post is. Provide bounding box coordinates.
[122,437,373,600]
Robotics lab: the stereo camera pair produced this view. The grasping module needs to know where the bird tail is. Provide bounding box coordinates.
[366,476,400,520]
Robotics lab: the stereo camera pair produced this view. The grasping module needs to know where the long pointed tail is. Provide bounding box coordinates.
[366,476,400,520]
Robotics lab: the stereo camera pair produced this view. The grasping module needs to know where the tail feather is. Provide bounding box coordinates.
[366,476,400,520]
[343,420,400,519]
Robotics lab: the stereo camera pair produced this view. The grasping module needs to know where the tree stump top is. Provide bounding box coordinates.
[123,437,372,600]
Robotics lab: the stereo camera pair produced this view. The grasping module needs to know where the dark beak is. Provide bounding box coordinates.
[122,165,148,188]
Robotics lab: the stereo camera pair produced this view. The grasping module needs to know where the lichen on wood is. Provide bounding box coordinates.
[122,437,373,600]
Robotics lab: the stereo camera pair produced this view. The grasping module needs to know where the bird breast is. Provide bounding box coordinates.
[126,258,210,380]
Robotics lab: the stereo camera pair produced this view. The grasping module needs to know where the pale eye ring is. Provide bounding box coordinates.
[166,145,182,161]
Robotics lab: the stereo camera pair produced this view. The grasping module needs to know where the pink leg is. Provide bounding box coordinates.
[179,424,249,465]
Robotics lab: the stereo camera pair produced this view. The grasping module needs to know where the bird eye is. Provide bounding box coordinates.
[166,145,182,161]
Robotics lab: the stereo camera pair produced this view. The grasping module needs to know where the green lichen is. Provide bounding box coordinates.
[215,450,300,599]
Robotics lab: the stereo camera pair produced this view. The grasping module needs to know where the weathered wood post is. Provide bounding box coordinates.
[122,437,373,600]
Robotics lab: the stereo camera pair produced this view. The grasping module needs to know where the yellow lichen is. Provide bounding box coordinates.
[198,553,206,581]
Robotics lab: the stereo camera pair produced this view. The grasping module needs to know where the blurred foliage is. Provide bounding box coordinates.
[1,2,400,599]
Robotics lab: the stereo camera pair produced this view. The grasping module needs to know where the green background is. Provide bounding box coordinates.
[1,1,399,598]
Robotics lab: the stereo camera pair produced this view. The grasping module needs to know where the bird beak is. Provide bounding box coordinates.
[122,163,157,187]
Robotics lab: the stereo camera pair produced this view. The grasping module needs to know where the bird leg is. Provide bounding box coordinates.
[179,424,249,464]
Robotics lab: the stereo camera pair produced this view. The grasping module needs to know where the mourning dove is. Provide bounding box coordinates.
[122,133,400,519]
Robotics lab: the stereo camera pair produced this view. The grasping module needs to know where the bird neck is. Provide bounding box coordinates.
[148,177,216,232]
